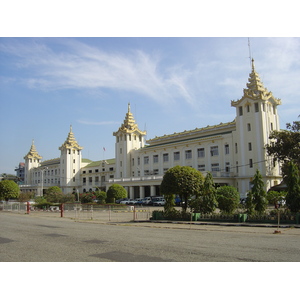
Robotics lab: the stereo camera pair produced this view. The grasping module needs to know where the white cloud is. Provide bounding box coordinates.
[0,39,192,106]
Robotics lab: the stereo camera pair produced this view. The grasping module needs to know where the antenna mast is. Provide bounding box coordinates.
[248,38,252,67]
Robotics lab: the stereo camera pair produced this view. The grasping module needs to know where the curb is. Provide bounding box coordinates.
[136,220,300,229]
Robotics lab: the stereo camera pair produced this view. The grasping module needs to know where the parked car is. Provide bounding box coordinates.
[115,198,124,204]
[152,197,166,206]
[120,198,131,205]
[129,198,140,205]
[141,197,152,205]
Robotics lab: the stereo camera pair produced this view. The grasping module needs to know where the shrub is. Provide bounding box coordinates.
[216,186,240,214]
[0,180,20,200]
[107,184,127,203]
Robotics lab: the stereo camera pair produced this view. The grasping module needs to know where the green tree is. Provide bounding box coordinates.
[45,186,63,203]
[285,161,300,212]
[200,172,218,214]
[0,180,20,201]
[33,196,52,209]
[80,192,97,203]
[245,191,255,215]
[251,169,268,214]
[216,185,240,214]
[61,193,76,203]
[160,166,204,212]
[107,184,127,203]
[266,190,286,206]
[95,190,107,204]
[266,119,300,178]
[164,194,176,214]
[19,191,35,202]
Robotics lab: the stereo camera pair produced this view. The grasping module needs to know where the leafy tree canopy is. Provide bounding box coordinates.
[266,119,300,177]
[19,191,35,202]
[201,172,218,214]
[251,169,268,214]
[107,184,127,203]
[0,180,20,201]
[45,186,63,203]
[160,165,204,211]
[95,190,107,204]
[285,161,300,212]
[216,185,239,214]
[266,190,286,206]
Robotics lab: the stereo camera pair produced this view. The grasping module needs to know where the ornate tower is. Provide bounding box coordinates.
[23,140,42,185]
[59,126,83,193]
[113,103,147,179]
[231,59,282,195]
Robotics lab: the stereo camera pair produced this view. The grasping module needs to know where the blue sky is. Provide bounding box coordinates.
[1,37,300,174]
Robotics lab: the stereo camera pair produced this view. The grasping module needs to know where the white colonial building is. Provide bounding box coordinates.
[20,60,282,198]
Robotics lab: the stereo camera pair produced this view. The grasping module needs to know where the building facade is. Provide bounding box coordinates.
[19,60,282,199]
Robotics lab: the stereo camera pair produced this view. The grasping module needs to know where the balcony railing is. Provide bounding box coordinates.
[109,175,163,183]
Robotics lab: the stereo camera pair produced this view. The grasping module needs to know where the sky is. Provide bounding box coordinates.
[1,36,300,174]
[1,2,300,176]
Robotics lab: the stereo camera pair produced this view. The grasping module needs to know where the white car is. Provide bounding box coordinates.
[141,197,152,205]
[120,198,131,205]
[152,197,166,206]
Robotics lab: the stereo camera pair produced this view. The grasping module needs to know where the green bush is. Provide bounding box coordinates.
[216,186,240,214]
[107,184,127,203]
[34,201,53,209]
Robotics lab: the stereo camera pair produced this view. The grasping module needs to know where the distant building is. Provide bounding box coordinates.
[19,60,282,198]
[15,162,25,183]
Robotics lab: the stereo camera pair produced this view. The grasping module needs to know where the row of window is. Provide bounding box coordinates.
[29,159,40,163]
[66,149,81,155]
[246,122,274,132]
[116,134,142,143]
[34,178,60,184]
[82,175,114,184]
[134,145,230,166]
[33,169,60,177]
[131,162,230,177]
[239,102,276,116]
[82,167,114,174]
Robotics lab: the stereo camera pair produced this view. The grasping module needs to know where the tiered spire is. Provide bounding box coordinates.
[113,103,146,135]
[59,125,83,150]
[231,59,281,106]
[24,140,42,160]
[123,103,136,130]
[243,59,270,99]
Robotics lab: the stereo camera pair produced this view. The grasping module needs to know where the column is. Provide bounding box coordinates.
[139,186,145,199]
[129,186,134,199]
[150,185,156,197]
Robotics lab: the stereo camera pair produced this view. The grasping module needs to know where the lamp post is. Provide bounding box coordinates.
[41,167,48,197]
[76,188,80,202]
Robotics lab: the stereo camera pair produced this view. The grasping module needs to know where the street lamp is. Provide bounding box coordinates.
[41,167,48,197]
[76,188,80,202]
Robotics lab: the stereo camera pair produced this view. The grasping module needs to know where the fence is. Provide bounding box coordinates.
[0,201,28,213]
[0,202,152,222]
[63,204,151,222]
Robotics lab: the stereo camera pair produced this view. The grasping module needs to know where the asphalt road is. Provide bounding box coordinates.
[1,212,300,262]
